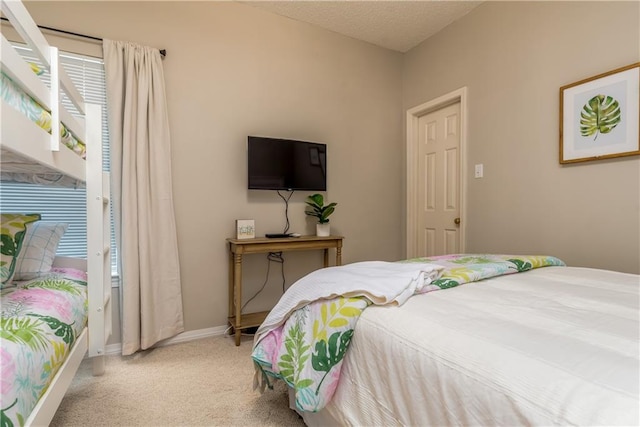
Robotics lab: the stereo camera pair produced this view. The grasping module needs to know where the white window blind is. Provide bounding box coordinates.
[0,45,118,277]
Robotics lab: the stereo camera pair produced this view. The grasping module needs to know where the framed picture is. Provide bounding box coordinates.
[236,219,255,240]
[559,62,639,164]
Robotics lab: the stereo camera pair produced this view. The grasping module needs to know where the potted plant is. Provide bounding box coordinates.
[305,193,337,236]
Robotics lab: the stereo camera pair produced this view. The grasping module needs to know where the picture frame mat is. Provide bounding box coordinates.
[560,63,640,164]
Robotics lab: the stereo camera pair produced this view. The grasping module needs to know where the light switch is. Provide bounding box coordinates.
[474,164,484,178]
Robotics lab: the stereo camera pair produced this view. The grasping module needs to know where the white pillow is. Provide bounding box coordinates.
[14,222,68,281]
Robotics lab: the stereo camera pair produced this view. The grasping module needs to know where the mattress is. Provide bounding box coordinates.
[253,255,565,412]
[0,267,88,425]
[0,149,84,187]
[303,266,639,426]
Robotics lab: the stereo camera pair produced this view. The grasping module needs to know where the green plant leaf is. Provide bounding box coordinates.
[0,317,49,351]
[0,234,16,257]
[320,206,335,221]
[306,194,337,224]
[431,278,461,289]
[276,322,314,390]
[296,379,314,389]
[308,194,324,207]
[507,259,532,272]
[339,306,362,317]
[25,278,83,295]
[580,94,621,140]
[28,314,75,345]
[1,398,18,427]
[305,202,322,210]
[280,354,293,362]
[312,330,354,394]
[328,318,348,328]
[311,330,354,373]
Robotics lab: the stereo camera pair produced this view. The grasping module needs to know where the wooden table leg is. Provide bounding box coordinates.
[336,244,342,266]
[323,248,329,268]
[234,252,243,346]
[228,247,234,335]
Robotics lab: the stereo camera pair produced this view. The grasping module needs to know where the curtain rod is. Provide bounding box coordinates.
[0,17,167,58]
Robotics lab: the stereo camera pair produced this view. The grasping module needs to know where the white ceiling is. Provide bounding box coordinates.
[243,1,483,53]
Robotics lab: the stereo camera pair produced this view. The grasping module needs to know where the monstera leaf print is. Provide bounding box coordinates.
[430,277,461,289]
[507,258,533,272]
[312,329,354,394]
[28,314,75,345]
[1,399,18,427]
[580,94,621,140]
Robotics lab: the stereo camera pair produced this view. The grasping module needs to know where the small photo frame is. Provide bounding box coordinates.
[236,219,255,239]
[560,62,640,164]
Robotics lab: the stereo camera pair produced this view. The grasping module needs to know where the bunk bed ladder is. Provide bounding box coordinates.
[86,103,112,373]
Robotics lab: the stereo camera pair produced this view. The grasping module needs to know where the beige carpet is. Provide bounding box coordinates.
[50,335,305,426]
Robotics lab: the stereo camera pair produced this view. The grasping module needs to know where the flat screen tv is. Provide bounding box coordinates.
[248,136,327,191]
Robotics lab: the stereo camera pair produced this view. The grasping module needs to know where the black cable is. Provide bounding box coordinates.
[242,190,292,311]
[241,251,286,312]
[269,251,286,293]
[276,190,294,234]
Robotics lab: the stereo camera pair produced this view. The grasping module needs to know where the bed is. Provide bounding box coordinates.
[0,0,112,425]
[252,255,640,426]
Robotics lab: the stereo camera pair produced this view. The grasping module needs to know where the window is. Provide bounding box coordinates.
[0,45,118,282]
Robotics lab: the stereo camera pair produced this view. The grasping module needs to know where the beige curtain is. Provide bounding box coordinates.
[103,39,184,356]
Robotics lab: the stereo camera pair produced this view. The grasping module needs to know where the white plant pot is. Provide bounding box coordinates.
[316,223,330,237]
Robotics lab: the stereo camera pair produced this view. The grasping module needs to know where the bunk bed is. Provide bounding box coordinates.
[0,0,111,425]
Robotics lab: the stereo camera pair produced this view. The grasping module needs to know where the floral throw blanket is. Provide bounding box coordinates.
[252,254,565,412]
[0,268,88,427]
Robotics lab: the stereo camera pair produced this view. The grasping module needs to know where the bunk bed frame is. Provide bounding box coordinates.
[0,0,111,424]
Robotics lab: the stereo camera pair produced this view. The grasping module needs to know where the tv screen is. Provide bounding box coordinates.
[248,136,327,191]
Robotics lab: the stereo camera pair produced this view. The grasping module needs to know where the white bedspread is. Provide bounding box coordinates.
[254,261,443,344]
[304,266,640,426]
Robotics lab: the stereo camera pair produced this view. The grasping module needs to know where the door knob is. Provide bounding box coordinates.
[454,217,461,225]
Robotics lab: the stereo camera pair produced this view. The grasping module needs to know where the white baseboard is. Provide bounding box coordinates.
[103,325,229,356]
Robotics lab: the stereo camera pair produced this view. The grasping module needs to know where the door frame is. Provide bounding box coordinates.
[406,87,468,258]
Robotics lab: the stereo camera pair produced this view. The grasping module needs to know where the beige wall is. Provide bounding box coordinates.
[403,1,640,274]
[21,1,639,344]
[24,1,405,338]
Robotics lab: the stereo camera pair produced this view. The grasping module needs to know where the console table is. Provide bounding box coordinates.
[227,235,344,346]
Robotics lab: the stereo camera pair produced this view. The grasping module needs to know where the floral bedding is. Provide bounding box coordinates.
[252,254,565,412]
[0,67,86,158]
[0,268,87,427]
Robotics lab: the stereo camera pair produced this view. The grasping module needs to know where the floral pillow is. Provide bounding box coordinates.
[0,213,41,286]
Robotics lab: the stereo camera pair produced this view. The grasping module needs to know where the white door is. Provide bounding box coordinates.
[416,102,461,257]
